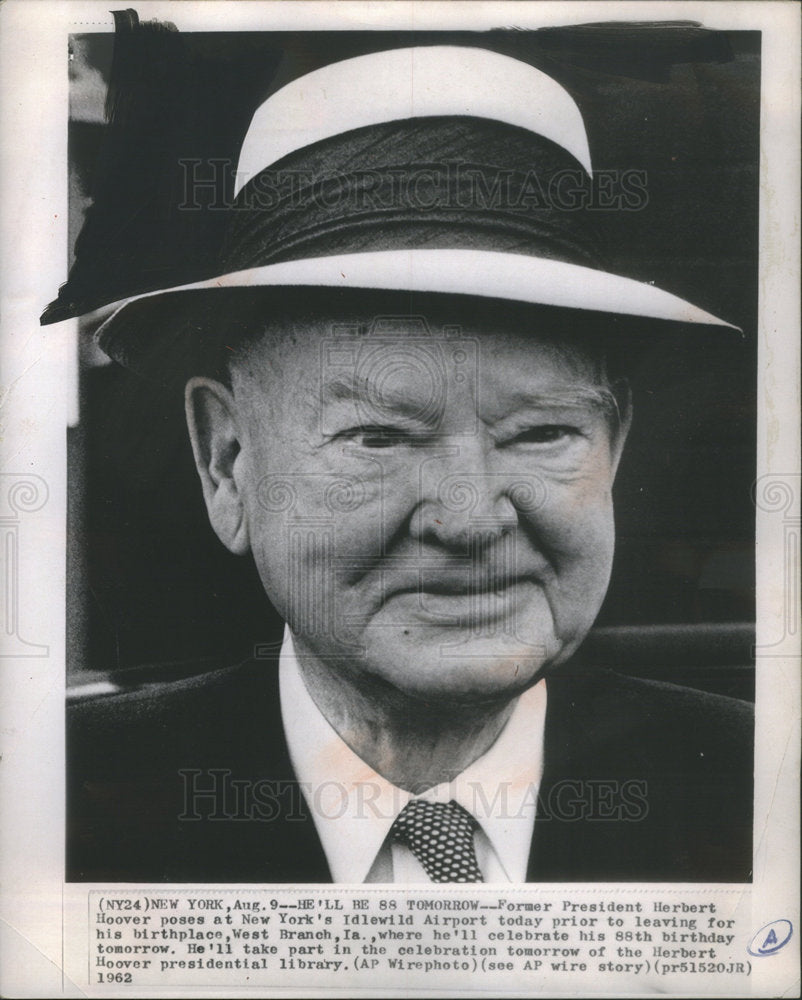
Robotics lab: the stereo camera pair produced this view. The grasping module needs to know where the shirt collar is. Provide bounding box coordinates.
[279,627,547,883]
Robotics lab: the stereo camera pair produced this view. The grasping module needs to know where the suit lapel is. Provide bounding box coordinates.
[526,670,620,881]
[225,655,333,882]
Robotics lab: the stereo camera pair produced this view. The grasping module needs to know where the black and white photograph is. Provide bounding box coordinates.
[59,11,759,886]
[0,2,799,997]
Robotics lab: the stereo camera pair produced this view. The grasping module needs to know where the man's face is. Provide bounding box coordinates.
[207,312,628,705]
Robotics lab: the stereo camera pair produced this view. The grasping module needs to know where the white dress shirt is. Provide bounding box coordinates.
[279,628,547,883]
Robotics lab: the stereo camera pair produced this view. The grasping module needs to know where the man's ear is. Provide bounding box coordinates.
[185,377,251,556]
[610,378,633,477]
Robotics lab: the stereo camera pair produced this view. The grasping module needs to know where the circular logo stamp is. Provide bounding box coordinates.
[747,919,793,957]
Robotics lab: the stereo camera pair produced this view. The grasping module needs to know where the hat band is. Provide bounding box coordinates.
[222,117,604,274]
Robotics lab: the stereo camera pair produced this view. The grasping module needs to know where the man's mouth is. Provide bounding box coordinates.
[399,579,524,597]
[384,577,540,625]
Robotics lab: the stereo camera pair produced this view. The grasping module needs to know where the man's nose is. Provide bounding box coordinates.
[409,447,536,550]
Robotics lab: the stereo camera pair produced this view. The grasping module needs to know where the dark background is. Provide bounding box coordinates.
[65,24,759,694]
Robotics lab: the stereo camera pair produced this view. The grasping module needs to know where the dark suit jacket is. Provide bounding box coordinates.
[67,657,753,882]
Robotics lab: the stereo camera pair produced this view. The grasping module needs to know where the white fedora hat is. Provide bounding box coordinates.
[82,45,738,373]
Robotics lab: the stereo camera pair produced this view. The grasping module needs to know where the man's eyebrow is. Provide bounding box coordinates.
[503,385,619,413]
[319,374,444,420]
[319,375,362,404]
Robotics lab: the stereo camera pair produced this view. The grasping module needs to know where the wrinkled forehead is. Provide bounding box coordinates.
[225,296,614,396]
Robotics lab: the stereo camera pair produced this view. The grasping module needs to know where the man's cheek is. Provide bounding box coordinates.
[522,472,613,541]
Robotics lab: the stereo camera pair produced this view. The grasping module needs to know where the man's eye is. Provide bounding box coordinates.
[509,425,578,446]
[343,425,410,448]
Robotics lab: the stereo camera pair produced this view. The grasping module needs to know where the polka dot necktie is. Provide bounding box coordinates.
[390,799,484,882]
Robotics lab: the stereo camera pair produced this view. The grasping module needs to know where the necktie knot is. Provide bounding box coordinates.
[390,799,484,882]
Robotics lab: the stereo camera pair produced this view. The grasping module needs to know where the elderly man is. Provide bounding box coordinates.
[59,45,752,883]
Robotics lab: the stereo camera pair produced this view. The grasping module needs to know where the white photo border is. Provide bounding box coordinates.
[0,2,798,997]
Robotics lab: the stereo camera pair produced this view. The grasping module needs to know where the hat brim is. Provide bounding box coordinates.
[96,249,740,379]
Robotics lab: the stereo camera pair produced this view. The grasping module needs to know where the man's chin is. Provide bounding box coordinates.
[359,628,559,705]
